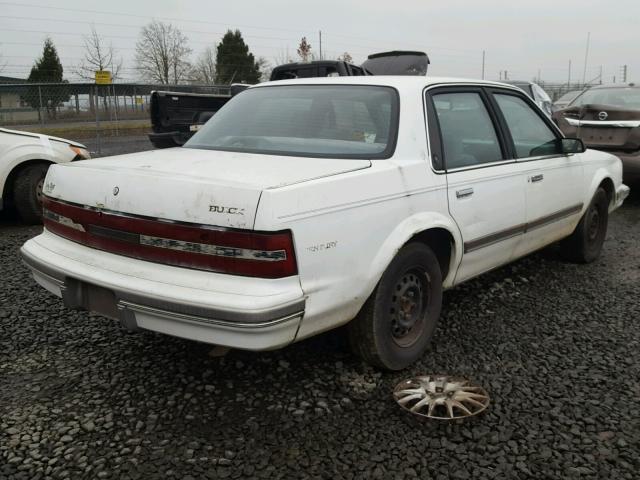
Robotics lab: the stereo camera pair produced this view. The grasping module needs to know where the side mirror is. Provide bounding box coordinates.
[560,138,585,154]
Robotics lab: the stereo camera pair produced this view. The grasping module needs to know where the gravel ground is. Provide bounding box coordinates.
[1,192,639,479]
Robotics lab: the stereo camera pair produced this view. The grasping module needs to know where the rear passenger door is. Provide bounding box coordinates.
[426,87,529,283]
[489,89,584,257]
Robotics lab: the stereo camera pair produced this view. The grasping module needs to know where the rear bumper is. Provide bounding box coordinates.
[615,184,631,209]
[21,233,305,350]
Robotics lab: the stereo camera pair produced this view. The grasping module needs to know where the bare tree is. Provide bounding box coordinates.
[135,21,192,84]
[297,37,312,62]
[338,52,353,64]
[75,26,123,80]
[273,49,293,66]
[257,57,272,82]
[190,46,216,84]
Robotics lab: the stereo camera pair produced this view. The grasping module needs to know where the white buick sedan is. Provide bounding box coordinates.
[21,77,629,370]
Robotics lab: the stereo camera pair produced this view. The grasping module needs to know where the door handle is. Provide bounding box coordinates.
[456,188,474,199]
[530,174,544,183]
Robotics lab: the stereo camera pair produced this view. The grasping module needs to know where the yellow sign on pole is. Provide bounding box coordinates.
[95,70,112,85]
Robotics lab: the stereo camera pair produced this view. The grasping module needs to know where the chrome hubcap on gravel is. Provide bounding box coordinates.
[394,375,490,420]
[390,271,427,347]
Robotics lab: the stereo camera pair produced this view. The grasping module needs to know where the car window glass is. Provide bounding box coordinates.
[185,85,398,159]
[494,94,560,158]
[432,92,503,169]
[570,87,640,108]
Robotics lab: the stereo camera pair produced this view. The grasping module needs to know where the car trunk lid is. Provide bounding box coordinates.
[561,104,640,150]
[43,147,371,228]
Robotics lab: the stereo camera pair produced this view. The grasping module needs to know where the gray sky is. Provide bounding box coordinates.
[0,0,638,84]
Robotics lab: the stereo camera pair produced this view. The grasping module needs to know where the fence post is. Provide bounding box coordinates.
[38,85,44,126]
[112,83,119,136]
[95,85,101,155]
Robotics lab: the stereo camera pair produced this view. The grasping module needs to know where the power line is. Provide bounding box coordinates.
[0,1,313,34]
[0,1,485,55]
[0,16,296,42]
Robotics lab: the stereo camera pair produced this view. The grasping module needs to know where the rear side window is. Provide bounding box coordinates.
[432,92,503,169]
[494,94,560,158]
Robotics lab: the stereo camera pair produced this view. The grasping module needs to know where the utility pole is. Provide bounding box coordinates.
[481,50,485,80]
[319,30,322,60]
[504,70,508,81]
[568,59,572,87]
[582,32,590,86]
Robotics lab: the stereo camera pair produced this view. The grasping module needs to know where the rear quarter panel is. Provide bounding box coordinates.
[580,148,624,209]
[254,87,460,340]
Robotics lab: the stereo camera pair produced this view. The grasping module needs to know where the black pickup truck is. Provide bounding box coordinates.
[148,51,429,148]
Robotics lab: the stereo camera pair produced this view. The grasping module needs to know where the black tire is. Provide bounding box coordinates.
[560,187,609,263]
[13,163,49,224]
[348,243,443,370]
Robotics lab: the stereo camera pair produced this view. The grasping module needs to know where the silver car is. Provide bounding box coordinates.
[506,81,553,117]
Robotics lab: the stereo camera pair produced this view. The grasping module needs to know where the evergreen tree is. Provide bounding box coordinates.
[215,30,261,84]
[29,38,64,83]
[24,38,69,119]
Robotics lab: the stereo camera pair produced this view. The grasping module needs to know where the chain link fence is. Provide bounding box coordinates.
[0,78,607,155]
[537,82,600,101]
[0,81,231,154]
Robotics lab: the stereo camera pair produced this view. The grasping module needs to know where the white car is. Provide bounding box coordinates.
[1,128,90,223]
[21,77,629,370]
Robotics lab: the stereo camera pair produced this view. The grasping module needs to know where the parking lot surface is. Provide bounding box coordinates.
[1,192,639,480]
[82,134,154,158]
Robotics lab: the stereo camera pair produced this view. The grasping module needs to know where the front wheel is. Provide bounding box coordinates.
[13,163,50,224]
[348,243,443,370]
[560,187,609,263]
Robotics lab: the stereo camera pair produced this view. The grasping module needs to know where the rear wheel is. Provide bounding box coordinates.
[348,243,443,370]
[560,187,609,263]
[13,163,49,224]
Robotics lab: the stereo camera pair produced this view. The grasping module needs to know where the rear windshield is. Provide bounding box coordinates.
[571,87,640,109]
[184,85,399,159]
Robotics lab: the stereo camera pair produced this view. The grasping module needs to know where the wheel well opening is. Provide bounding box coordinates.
[2,160,52,206]
[407,228,454,280]
[598,178,615,207]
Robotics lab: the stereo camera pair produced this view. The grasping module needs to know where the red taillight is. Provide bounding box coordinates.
[42,197,297,278]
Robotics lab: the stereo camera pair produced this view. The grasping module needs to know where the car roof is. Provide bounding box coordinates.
[253,75,521,91]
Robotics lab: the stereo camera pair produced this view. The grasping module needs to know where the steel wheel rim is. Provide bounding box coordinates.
[389,269,429,347]
[35,178,45,204]
[587,205,600,241]
[394,375,490,420]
